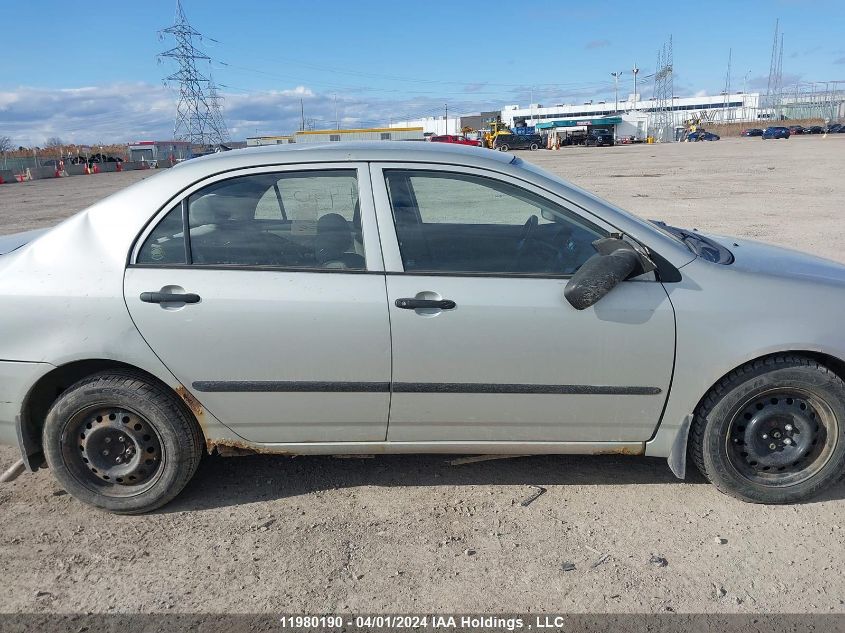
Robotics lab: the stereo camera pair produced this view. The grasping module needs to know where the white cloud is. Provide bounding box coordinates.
[0,82,491,145]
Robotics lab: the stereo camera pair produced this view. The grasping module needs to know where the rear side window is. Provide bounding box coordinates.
[136,204,185,265]
[135,170,365,270]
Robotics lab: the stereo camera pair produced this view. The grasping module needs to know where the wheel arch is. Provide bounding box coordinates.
[692,350,845,418]
[18,358,205,470]
[660,349,845,478]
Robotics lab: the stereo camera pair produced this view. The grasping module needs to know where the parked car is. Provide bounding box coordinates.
[429,135,482,147]
[741,128,764,137]
[3,142,845,513]
[88,153,124,164]
[585,131,615,147]
[492,133,543,151]
[806,126,825,135]
[826,123,842,134]
[762,126,790,139]
[787,125,805,135]
[687,131,720,141]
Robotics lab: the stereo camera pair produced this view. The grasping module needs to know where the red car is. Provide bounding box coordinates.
[429,134,482,147]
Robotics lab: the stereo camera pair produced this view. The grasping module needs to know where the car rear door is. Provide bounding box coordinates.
[124,163,391,443]
[371,163,676,443]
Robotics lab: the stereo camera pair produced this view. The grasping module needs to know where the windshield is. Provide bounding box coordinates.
[648,221,734,264]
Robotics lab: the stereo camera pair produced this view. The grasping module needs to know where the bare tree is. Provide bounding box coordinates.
[45,136,64,158]
[0,135,11,168]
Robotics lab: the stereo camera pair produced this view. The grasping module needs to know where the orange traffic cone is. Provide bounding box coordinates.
[116,161,122,172]
[83,163,90,175]
[92,163,100,174]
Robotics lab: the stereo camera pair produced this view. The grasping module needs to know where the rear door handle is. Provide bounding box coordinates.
[140,291,201,304]
[395,298,456,310]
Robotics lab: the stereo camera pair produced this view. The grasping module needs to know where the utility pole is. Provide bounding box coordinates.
[611,71,622,113]
[444,103,448,135]
[300,98,305,131]
[632,65,639,111]
[334,93,339,129]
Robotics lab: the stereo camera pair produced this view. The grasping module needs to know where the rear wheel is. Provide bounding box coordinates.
[690,356,845,503]
[43,371,203,514]
[529,143,539,151]
[498,144,509,152]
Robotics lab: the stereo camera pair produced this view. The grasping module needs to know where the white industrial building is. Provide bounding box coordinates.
[388,116,463,136]
[502,92,762,137]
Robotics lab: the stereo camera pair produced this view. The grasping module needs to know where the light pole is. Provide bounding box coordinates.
[611,71,623,113]
[444,103,448,135]
[632,65,639,111]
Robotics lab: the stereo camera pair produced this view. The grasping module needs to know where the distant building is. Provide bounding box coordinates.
[246,135,295,146]
[293,127,424,143]
[127,140,191,163]
[502,93,762,135]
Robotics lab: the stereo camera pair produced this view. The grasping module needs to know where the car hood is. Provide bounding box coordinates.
[0,228,49,256]
[703,233,845,285]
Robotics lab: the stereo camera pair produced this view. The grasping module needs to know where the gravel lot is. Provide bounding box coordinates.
[0,137,844,615]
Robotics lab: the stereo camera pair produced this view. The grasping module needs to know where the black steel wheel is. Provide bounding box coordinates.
[690,355,845,504]
[43,370,203,514]
[63,405,164,494]
[726,390,836,487]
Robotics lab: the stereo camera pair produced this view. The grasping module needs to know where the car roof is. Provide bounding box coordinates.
[181,141,515,170]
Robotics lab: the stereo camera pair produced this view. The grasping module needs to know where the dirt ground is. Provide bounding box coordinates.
[1,137,844,615]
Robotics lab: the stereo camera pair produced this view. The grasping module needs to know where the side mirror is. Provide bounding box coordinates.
[564,238,655,310]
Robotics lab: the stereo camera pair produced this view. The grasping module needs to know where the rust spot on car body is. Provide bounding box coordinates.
[175,385,204,418]
[595,446,644,456]
[205,437,289,457]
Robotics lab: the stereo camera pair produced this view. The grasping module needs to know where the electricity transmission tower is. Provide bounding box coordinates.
[764,20,784,119]
[650,35,674,142]
[722,48,732,122]
[159,0,229,145]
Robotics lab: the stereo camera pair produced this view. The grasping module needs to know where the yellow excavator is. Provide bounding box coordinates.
[481,119,514,149]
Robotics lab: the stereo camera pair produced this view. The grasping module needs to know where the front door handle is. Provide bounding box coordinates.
[140,291,201,304]
[395,298,456,310]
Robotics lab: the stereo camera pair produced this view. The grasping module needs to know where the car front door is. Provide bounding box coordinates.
[372,164,676,443]
[124,164,391,443]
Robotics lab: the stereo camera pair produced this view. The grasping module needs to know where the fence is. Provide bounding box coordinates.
[0,161,163,185]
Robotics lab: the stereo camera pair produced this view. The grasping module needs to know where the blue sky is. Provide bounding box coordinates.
[1,0,843,144]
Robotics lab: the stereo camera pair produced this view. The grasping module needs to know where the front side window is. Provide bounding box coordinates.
[385,170,605,275]
[136,170,365,270]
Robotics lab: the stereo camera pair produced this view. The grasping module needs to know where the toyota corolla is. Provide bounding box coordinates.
[1,142,843,513]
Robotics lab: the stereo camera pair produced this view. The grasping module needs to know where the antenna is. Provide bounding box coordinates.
[158,0,229,145]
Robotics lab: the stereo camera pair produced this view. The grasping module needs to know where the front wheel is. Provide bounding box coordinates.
[498,144,509,152]
[43,371,203,514]
[690,356,845,504]
[529,143,539,151]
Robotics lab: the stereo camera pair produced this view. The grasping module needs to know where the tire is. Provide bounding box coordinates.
[689,355,845,504]
[529,143,539,151]
[499,144,509,152]
[43,370,203,514]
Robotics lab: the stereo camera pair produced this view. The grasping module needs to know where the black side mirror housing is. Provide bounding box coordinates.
[564,238,656,310]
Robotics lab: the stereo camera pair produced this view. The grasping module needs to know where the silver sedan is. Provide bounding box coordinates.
[1,142,843,513]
